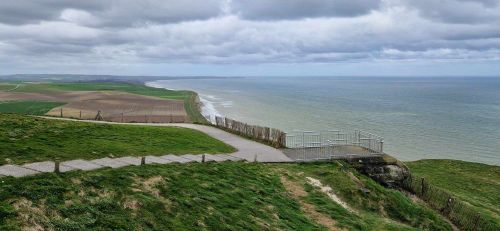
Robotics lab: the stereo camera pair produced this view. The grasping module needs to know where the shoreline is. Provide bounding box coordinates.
[145,80,221,124]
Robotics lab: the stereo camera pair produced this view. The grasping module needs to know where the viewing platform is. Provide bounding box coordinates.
[282,130,384,162]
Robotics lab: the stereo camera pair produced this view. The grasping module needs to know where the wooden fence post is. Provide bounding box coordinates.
[444,197,453,216]
[420,177,426,197]
[95,111,103,121]
[472,213,481,230]
[54,159,60,173]
[60,108,63,117]
[202,154,206,163]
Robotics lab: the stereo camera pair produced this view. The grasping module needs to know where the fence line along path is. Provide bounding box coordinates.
[0,117,292,177]
[1,117,388,178]
[214,116,286,148]
[44,116,293,162]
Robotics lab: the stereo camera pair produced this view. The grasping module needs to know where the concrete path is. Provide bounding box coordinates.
[37,116,292,163]
[0,116,292,178]
[174,123,292,163]
[0,154,246,178]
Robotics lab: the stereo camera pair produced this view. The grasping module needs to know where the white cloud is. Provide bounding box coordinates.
[60,9,100,26]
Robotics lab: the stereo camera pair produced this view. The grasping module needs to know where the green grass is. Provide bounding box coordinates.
[280,163,452,231]
[0,113,235,165]
[0,162,451,230]
[406,159,500,225]
[0,83,17,91]
[183,90,208,124]
[13,82,187,100]
[0,101,64,115]
[8,82,208,123]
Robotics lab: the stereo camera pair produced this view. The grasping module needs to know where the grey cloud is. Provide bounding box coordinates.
[0,0,381,26]
[406,0,500,24]
[93,0,223,27]
[0,1,105,25]
[0,0,223,26]
[231,0,381,20]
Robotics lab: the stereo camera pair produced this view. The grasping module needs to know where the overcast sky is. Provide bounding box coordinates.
[1,0,500,76]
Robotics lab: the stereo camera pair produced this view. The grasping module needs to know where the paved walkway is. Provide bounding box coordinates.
[39,117,292,163]
[0,117,292,178]
[0,154,247,178]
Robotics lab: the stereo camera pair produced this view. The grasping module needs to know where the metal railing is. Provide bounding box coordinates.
[283,130,384,161]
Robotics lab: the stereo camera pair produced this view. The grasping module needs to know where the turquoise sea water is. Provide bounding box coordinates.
[147,77,500,164]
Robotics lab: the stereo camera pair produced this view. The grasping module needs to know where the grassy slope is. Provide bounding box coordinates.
[0,162,451,231]
[183,90,207,124]
[281,163,452,231]
[0,101,64,115]
[0,83,17,91]
[0,114,235,165]
[8,82,207,123]
[12,82,187,100]
[406,159,500,225]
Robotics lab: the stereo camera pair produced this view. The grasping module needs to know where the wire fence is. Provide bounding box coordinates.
[283,130,384,161]
[47,107,189,123]
[402,175,499,231]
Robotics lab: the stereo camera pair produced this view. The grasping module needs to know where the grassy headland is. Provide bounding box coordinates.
[0,114,235,165]
[0,162,452,230]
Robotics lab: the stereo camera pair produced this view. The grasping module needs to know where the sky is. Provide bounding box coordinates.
[1,0,500,77]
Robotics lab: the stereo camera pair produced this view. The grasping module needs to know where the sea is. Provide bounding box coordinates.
[146,77,500,165]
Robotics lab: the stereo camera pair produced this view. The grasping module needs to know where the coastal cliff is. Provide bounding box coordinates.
[345,154,410,188]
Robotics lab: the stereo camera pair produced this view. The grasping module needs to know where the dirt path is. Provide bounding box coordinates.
[280,176,344,231]
[306,177,354,213]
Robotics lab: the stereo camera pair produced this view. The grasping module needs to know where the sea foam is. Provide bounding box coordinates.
[199,95,222,123]
[145,81,223,124]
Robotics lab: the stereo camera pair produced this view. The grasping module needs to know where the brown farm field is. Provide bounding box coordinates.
[0,90,189,123]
